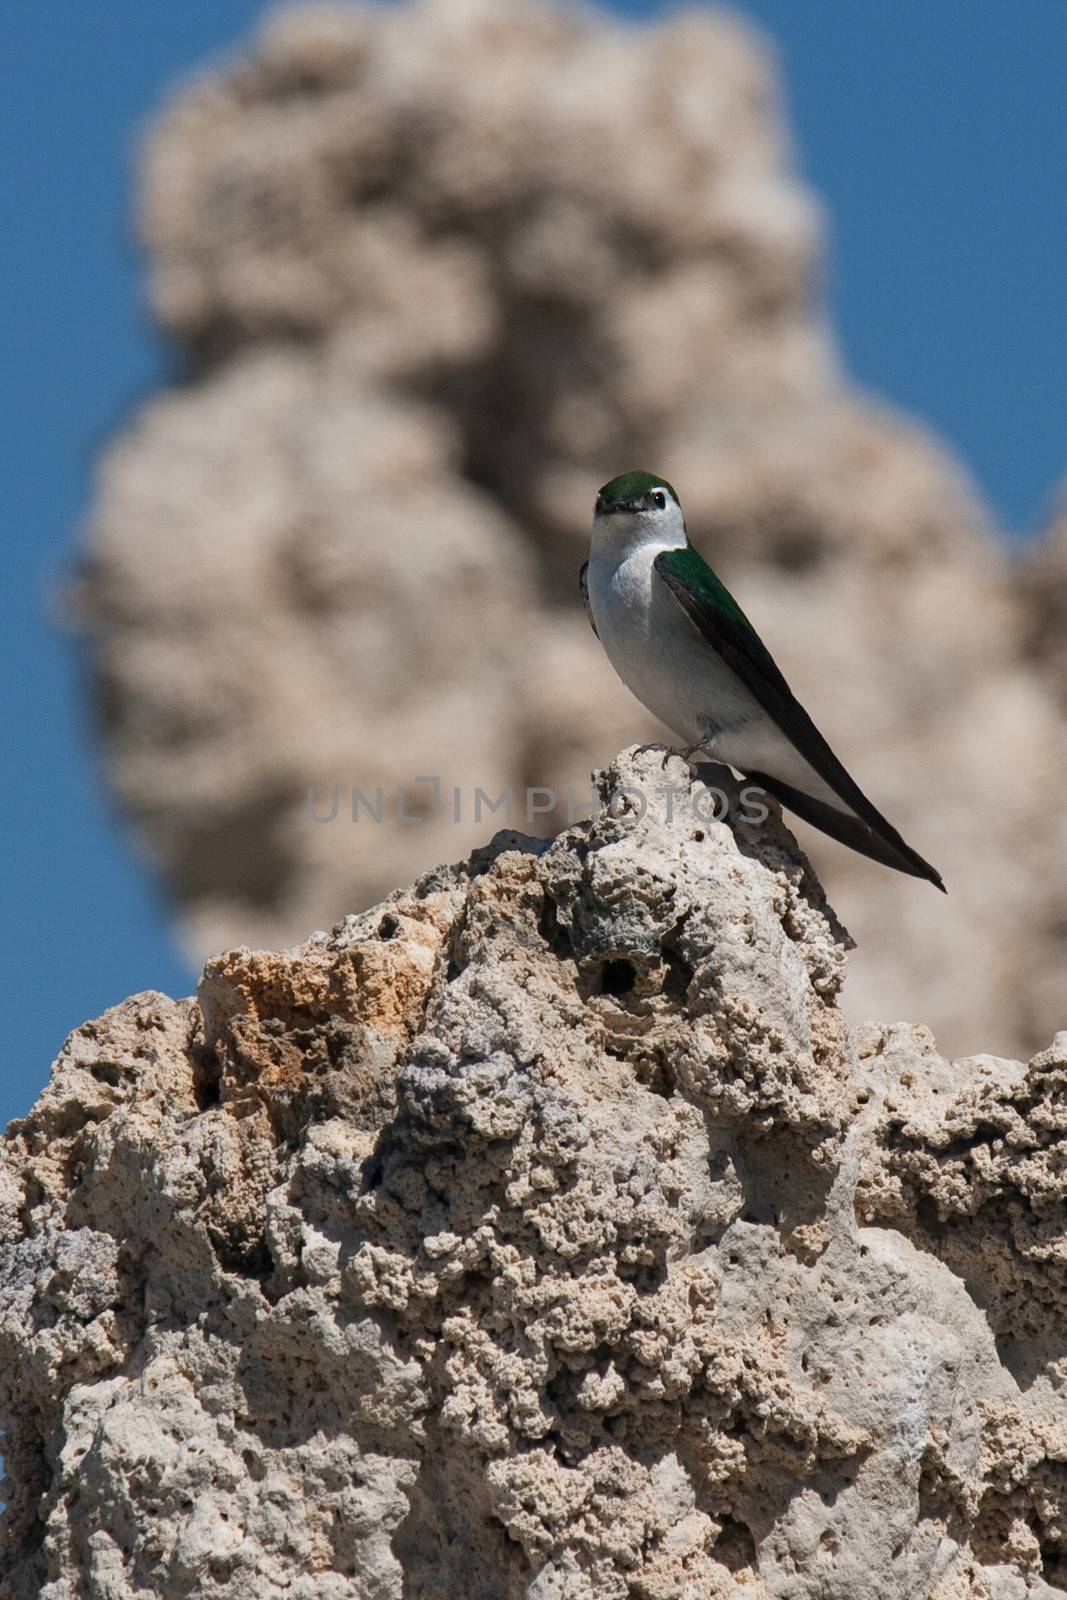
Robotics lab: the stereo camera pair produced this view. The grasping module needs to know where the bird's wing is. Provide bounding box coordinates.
[579,561,599,638]
[653,546,945,890]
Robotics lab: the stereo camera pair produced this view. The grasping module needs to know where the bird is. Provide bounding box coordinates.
[581,469,945,890]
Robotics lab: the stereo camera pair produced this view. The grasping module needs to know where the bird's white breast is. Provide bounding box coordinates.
[587,532,760,747]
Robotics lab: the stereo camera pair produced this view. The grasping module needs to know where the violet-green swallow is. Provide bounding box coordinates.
[581,470,945,889]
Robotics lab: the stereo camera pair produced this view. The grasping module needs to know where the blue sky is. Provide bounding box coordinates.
[3,1,1066,1127]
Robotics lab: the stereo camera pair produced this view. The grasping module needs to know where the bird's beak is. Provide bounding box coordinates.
[596,498,629,517]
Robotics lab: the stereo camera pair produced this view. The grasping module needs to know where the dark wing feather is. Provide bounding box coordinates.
[746,772,942,883]
[654,546,945,890]
[579,560,599,638]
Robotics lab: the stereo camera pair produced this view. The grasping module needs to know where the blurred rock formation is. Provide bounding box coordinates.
[77,0,1067,1057]
[1020,496,1067,709]
[4,749,1067,1598]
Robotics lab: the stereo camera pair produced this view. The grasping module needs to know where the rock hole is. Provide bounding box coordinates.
[212,1232,273,1280]
[646,1064,674,1099]
[1041,1547,1067,1590]
[916,1194,946,1233]
[714,1516,756,1572]
[661,934,693,1005]
[624,1259,668,1294]
[600,958,636,997]
[378,912,401,940]
[361,1151,385,1193]
[538,894,573,960]
[88,1062,123,1087]
[192,1044,221,1111]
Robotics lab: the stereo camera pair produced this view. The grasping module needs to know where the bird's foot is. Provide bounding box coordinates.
[632,741,708,773]
[666,740,709,775]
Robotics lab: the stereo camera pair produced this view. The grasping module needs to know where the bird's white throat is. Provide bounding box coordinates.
[589,503,688,566]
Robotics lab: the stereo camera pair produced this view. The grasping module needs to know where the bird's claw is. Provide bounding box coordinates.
[632,741,708,773]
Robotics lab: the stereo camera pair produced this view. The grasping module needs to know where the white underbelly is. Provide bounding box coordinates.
[589,544,845,811]
[590,549,760,746]
[715,720,842,807]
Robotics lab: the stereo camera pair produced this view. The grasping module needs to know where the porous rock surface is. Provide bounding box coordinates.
[3,750,1066,1599]
[75,0,1067,1062]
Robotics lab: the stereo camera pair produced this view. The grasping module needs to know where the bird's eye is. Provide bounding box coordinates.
[650,490,667,510]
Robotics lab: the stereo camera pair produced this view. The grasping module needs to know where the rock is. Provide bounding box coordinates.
[2,749,1066,1597]
[1019,495,1067,713]
[72,0,1067,1063]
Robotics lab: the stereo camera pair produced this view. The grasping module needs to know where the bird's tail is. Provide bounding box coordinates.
[747,771,946,892]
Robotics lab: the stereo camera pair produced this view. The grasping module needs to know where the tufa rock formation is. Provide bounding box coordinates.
[3,749,1067,1598]
[1020,496,1067,713]
[76,0,1067,1060]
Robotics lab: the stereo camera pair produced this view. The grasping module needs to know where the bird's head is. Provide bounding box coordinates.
[593,470,686,551]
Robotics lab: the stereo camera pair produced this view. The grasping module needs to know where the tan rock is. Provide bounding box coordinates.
[3,750,1066,1596]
